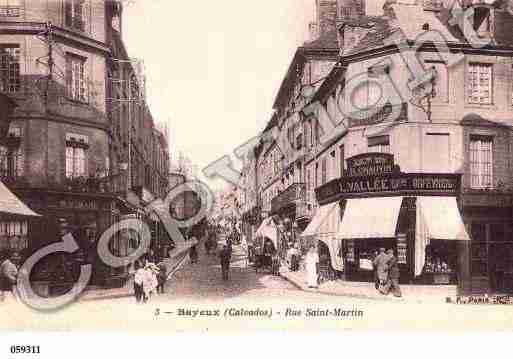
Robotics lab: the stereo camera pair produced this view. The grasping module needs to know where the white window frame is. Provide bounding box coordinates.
[469,135,493,189]
[0,44,20,93]
[66,145,87,179]
[65,0,89,33]
[368,135,391,154]
[0,0,21,17]
[67,54,88,103]
[467,62,493,105]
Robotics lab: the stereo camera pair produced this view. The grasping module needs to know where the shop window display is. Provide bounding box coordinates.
[422,242,458,284]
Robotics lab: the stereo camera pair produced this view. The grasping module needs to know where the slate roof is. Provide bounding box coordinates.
[303,29,339,49]
[342,16,400,57]
[343,3,513,58]
[263,112,278,132]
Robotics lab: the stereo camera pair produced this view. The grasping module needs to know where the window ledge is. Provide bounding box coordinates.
[66,97,90,106]
[464,103,498,110]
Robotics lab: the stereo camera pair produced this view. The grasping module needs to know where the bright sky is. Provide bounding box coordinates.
[123,0,386,188]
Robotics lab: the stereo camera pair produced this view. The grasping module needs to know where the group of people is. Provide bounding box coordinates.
[132,256,167,304]
[372,248,402,297]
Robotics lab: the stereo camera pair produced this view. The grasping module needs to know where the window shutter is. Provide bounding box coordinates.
[65,55,72,98]
[64,0,72,27]
[81,0,89,33]
[367,135,390,147]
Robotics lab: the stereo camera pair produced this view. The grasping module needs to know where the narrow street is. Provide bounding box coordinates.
[2,237,513,332]
[162,237,298,301]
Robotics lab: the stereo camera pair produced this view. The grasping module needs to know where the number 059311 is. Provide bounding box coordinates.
[10,345,40,354]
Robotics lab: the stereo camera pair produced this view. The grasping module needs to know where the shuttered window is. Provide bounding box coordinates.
[0,45,20,93]
[66,54,87,102]
[368,135,390,154]
[65,0,89,32]
[468,63,492,105]
[0,0,21,17]
[470,135,493,189]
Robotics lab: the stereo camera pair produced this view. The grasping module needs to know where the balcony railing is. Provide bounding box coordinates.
[0,6,21,17]
[296,201,313,220]
[98,173,128,194]
[271,183,305,214]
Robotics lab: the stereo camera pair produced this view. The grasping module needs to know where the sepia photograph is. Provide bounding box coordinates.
[1,0,513,342]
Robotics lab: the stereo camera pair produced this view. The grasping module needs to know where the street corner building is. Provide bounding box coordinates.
[0,1,175,297]
[238,0,513,295]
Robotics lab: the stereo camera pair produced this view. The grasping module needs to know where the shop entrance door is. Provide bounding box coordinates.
[470,223,489,293]
[488,223,513,294]
[470,222,513,294]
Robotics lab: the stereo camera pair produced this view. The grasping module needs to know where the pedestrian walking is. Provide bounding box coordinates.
[305,245,319,289]
[372,248,390,294]
[204,235,212,255]
[133,261,145,303]
[289,243,300,272]
[209,231,217,255]
[157,262,167,294]
[189,244,198,264]
[219,244,231,281]
[240,235,249,268]
[142,262,159,303]
[384,249,402,297]
[1,251,20,302]
[226,237,233,257]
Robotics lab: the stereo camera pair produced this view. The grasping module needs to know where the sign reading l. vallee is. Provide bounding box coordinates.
[316,153,461,204]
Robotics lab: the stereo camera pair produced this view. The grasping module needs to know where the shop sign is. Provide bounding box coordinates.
[346,153,396,177]
[316,173,461,203]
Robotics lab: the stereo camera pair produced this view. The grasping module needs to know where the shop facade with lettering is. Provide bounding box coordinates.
[303,152,471,288]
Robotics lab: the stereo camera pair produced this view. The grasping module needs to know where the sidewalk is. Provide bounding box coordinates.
[280,267,457,304]
[79,244,194,302]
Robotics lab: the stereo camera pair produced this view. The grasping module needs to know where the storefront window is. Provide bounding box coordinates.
[423,242,456,274]
[0,219,28,250]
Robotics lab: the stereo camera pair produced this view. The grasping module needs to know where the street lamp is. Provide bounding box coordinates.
[409,66,437,122]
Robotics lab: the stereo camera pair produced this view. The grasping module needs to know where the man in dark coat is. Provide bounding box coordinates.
[372,248,389,294]
[219,245,231,281]
[384,249,402,297]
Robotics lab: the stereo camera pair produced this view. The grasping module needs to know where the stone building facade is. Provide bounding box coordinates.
[241,0,513,294]
[0,1,170,289]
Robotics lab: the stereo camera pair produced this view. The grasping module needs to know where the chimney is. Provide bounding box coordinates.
[308,22,319,41]
[107,1,123,35]
[422,0,446,12]
[316,0,338,36]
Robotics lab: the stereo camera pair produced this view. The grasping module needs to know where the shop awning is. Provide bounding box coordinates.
[414,196,470,276]
[255,217,278,249]
[0,181,41,217]
[338,197,403,239]
[417,196,470,241]
[301,202,339,237]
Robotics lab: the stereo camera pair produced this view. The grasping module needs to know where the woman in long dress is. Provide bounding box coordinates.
[305,245,319,288]
[142,262,159,302]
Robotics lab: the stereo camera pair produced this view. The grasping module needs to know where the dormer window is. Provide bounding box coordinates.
[473,6,493,38]
[0,0,21,17]
[423,0,444,12]
[65,0,89,33]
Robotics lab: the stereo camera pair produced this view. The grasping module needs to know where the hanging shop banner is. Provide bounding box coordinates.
[346,153,396,177]
[316,153,461,204]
